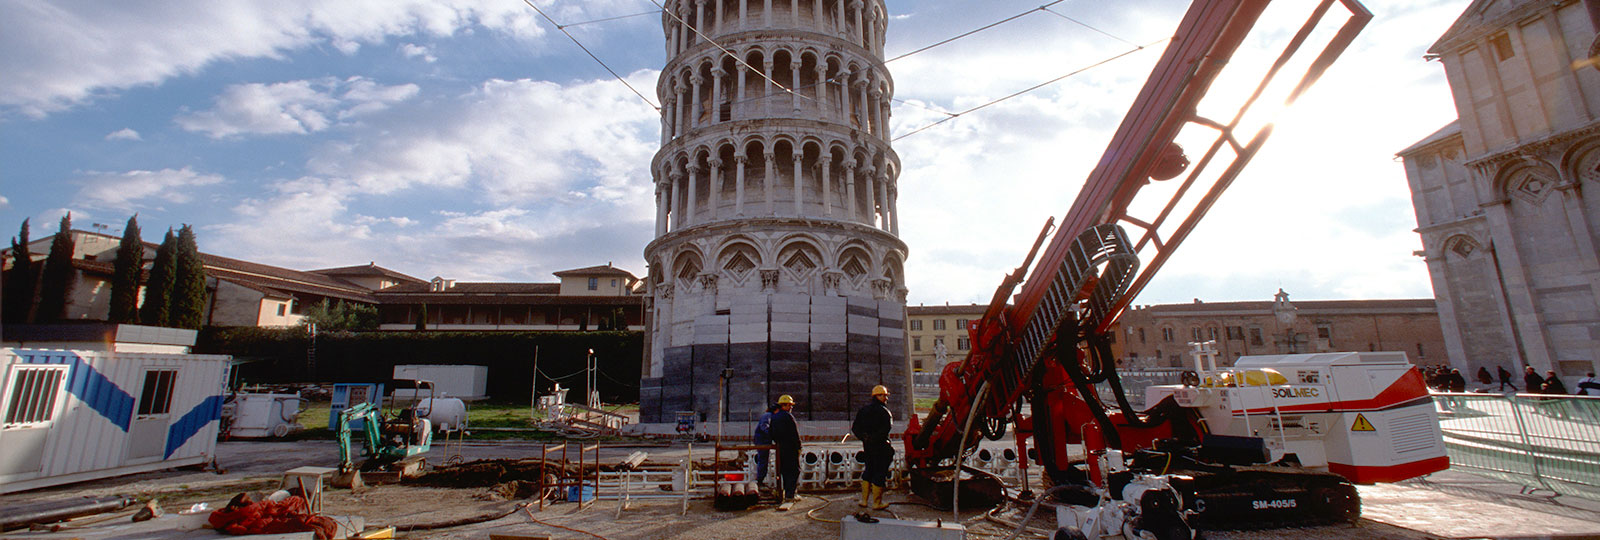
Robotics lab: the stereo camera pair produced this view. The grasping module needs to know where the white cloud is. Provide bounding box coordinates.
[75,167,225,211]
[104,128,141,141]
[176,77,419,138]
[399,43,437,63]
[302,71,659,204]
[0,0,646,116]
[0,195,9,210]
[205,72,659,281]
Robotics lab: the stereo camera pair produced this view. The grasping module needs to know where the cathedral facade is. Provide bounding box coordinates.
[1399,0,1600,380]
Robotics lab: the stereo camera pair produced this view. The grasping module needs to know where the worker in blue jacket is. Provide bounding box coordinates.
[753,403,777,486]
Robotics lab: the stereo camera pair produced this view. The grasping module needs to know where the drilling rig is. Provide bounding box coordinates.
[903,1,1447,537]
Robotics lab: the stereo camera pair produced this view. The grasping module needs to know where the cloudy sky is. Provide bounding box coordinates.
[0,0,1468,307]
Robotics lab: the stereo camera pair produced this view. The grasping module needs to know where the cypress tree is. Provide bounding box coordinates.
[169,224,207,329]
[108,214,143,324]
[139,229,177,326]
[35,214,76,322]
[415,303,427,330]
[3,219,35,324]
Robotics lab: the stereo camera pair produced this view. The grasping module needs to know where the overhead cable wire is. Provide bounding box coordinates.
[883,0,1066,64]
[1040,7,1141,48]
[519,0,661,110]
[891,38,1167,142]
[559,9,662,28]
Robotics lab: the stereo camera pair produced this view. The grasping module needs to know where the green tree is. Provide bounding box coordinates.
[139,229,177,326]
[3,219,35,324]
[302,299,379,332]
[35,214,76,322]
[108,215,143,324]
[169,225,207,329]
[415,303,427,331]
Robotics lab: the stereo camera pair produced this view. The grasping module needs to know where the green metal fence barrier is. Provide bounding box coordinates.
[1432,391,1600,500]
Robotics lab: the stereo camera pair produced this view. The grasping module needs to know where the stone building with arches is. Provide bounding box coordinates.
[1398,0,1600,383]
[638,0,910,423]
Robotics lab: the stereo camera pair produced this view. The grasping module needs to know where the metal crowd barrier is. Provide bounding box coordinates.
[1432,391,1600,500]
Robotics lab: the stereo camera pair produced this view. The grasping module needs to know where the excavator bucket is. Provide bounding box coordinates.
[332,469,365,490]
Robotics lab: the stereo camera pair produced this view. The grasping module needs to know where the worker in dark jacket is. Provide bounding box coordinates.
[852,385,894,510]
[769,395,803,505]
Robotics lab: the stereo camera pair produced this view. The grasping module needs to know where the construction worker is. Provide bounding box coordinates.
[770,394,803,506]
[852,384,893,510]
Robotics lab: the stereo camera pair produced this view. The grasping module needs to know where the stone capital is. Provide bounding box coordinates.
[734,154,749,164]
[687,163,703,174]
[760,269,780,291]
[708,157,724,168]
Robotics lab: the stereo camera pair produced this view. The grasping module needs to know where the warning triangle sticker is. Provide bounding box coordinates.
[1351,413,1376,432]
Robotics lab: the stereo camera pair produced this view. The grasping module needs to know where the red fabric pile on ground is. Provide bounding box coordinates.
[207,493,338,538]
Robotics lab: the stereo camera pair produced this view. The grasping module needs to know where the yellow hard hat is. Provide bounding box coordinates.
[778,395,795,405]
[872,385,890,396]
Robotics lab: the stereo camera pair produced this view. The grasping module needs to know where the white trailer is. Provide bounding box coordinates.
[0,348,230,494]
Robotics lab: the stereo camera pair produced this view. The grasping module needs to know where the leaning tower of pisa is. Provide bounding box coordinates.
[639,0,908,424]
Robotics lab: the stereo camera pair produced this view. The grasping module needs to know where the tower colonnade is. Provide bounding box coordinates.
[642,0,907,424]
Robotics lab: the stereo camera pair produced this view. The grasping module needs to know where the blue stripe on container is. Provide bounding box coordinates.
[19,350,135,431]
[165,395,224,459]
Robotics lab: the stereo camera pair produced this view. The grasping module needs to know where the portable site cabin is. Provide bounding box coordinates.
[0,327,230,494]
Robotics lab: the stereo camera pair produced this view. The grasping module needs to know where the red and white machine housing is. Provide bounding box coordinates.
[1148,344,1448,484]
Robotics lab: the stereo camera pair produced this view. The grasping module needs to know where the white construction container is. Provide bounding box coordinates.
[221,393,303,438]
[392,365,488,401]
[0,347,230,494]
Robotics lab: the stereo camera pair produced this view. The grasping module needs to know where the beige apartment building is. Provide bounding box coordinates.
[2,229,643,332]
[1112,291,1447,369]
[905,303,986,373]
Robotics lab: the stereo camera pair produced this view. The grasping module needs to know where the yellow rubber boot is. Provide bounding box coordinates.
[871,484,888,510]
[858,481,870,507]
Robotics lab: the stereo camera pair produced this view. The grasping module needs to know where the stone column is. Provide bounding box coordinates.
[876,172,890,230]
[792,153,804,215]
[686,163,701,226]
[736,65,748,121]
[835,0,846,36]
[851,0,864,44]
[710,67,725,124]
[841,73,853,126]
[856,81,868,130]
[674,83,687,136]
[763,0,772,27]
[735,154,748,215]
[739,0,747,30]
[709,157,723,220]
[820,159,833,216]
[790,60,801,113]
[655,181,668,235]
[815,66,828,113]
[843,159,857,220]
[888,184,899,234]
[668,169,684,231]
[862,166,877,227]
[764,152,777,215]
[763,60,775,116]
[690,74,704,128]
[868,87,882,135]
[693,0,706,43]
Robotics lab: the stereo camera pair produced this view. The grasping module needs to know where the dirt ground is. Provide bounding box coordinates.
[5,439,1598,539]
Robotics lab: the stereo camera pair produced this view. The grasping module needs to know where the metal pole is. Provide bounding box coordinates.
[532,346,540,416]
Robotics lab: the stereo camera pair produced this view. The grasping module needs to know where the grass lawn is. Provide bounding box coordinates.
[283,400,641,442]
